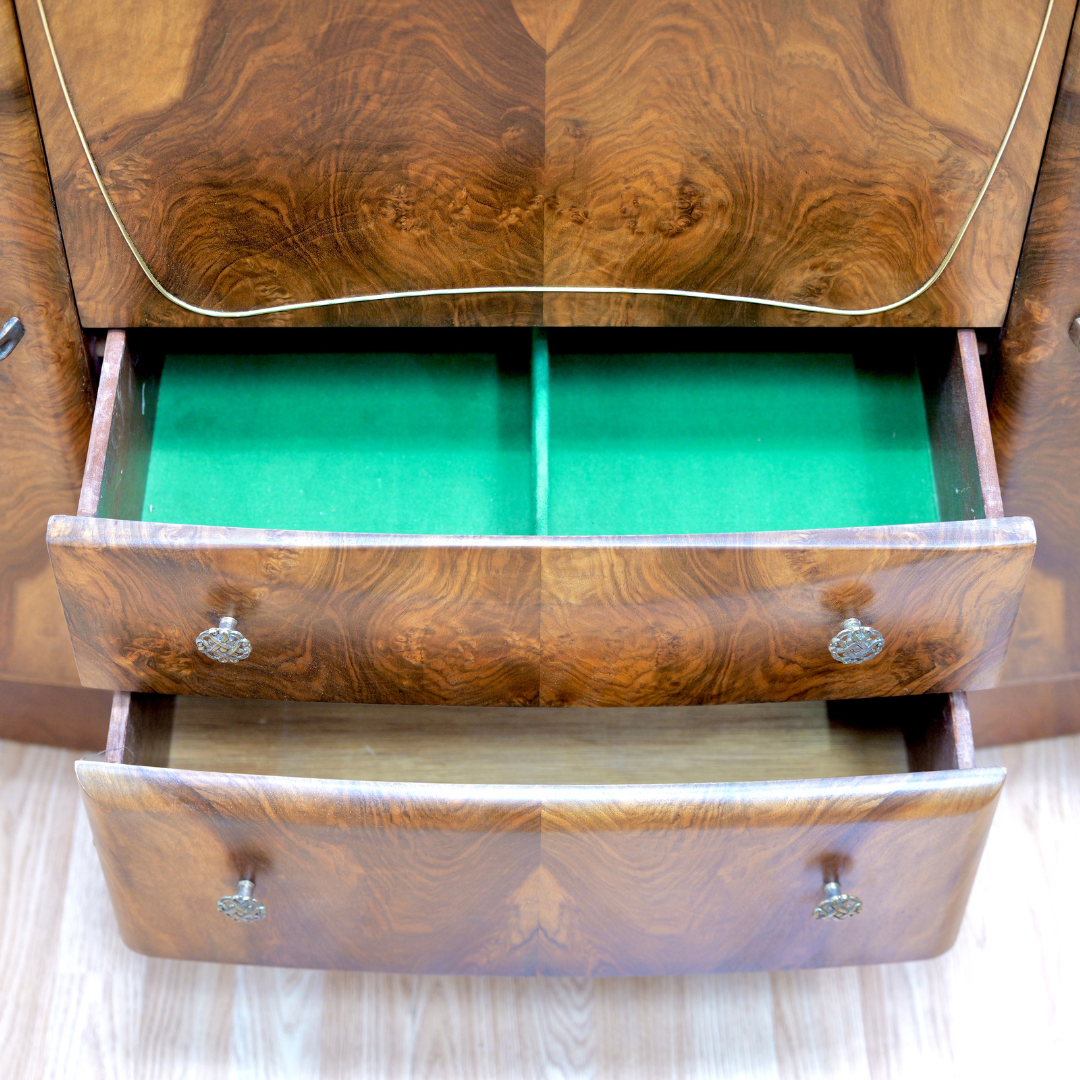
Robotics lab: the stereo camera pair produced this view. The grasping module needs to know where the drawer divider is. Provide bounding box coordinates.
[532,329,550,535]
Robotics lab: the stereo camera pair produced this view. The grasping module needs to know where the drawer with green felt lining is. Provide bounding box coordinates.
[47,327,1034,706]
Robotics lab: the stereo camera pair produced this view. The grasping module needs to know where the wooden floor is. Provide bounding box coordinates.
[1,733,1077,1079]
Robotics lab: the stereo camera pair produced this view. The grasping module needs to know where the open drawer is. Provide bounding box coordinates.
[48,327,1034,705]
[78,690,1003,974]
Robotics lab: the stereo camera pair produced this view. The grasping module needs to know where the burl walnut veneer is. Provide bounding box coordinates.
[77,690,1002,974]
[47,329,1034,706]
[0,0,92,687]
[12,0,1076,327]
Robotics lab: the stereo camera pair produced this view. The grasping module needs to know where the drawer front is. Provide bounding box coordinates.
[76,760,1003,975]
[50,514,1034,704]
[50,517,543,706]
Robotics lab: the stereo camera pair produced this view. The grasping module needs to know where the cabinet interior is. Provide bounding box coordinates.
[111,693,967,785]
[99,328,986,535]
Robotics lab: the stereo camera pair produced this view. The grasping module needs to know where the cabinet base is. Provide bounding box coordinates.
[0,677,112,749]
[969,676,1080,747]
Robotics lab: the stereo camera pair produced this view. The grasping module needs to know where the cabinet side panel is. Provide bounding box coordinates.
[992,8,1080,714]
[0,0,91,688]
[0,678,111,748]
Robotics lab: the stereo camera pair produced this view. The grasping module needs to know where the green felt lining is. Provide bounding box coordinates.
[141,351,533,535]
[546,349,939,535]
[138,339,940,536]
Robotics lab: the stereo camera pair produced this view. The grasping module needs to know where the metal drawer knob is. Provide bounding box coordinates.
[1,316,25,361]
[813,880,863,920]
[829,618,884,664]
[217,879,266,922]
[196,616,252,663]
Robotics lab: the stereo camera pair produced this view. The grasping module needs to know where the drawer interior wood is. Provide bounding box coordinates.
[104,327,983,536]
[115,693,966,785]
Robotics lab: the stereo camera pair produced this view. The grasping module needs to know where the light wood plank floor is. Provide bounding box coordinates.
[1,733,1077,1079]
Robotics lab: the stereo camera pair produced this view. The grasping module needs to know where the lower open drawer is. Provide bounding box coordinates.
[78,691,1003,974]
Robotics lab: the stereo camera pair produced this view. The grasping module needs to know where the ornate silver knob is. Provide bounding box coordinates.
[813,880,863,920]
[196,616,252,663]
[828,618,884,664]
[217,879,266,922]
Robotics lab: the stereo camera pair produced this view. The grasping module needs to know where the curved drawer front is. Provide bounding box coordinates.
[50,515,1034,704]
[76,760,1003,975]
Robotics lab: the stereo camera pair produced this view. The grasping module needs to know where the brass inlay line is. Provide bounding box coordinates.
[35,0,1055,320]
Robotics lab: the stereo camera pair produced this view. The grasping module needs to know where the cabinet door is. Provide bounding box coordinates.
[0,0,92,686]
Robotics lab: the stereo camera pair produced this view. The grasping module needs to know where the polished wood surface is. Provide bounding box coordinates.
[77,329,155,519]
[0,678,111,749]
[48,514,1035,703]
[14,0,1075,327]
[48,326,1035,704]
[6,731,1076,1077]
[540,0,1074,328]
[15,0,546,328]
[989,9,1080,714]
[923,330,1003,521]
[539,519,1034,706]
[76,692,1001,973]
[0,0,92,687]
[157,697,916,785]
[956,331,1004,518]
[80,756,545,974]
[50,517,544,704]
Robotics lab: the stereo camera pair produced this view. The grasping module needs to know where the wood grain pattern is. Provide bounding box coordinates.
[75,691,1001,974]
[922,331,996,521]
[0,0,93,687]
[542,0,1076,327]
[47,515,1034,703]
[13,0,1076,327]
[0,738,84,1080]
[5,730,1079,1077]
[160,696,918,785]
[987,6,1080,711]
[79,758,545,975]
[956,330,1004,518]
[15,0,546,328]
[48,326,1035,704]
[828,688,975,771]
[532,767,1000,976]
[49,517,545,704]
[538,520,1034,705]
